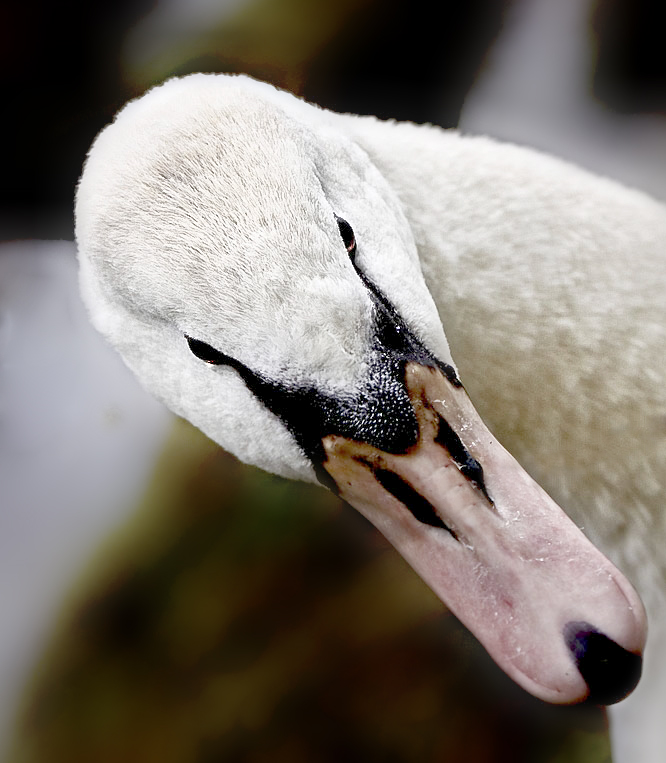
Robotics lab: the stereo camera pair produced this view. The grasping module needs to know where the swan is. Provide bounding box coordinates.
[74,73,665,759]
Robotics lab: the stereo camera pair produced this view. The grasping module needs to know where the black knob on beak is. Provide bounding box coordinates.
[565,621,643,705]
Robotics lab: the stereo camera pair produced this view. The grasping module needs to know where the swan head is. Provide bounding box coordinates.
[76,73,646,706]
[76,73,450,481]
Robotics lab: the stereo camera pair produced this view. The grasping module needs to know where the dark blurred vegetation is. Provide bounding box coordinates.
[1,0,154,240]
[0,0,504,240]
[591,0,666,114]
[3,0,663,759]
[10,420,610,763]
[3,0,664,242]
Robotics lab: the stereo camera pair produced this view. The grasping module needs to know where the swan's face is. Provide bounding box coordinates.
[76,74,646,707]
[76,75,450,480]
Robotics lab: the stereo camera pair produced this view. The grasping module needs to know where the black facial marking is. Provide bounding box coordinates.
[435,416,493,503]
[370,465,459,539]
[353,266,461,388]
[210,348,419,471]
[336,215,357,257]
[185,234,464,490]
[186,336,231,365]
[186,272,449,466]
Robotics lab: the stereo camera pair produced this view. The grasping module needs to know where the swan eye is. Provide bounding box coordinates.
[336,216,357,257]
[186,336,228,365]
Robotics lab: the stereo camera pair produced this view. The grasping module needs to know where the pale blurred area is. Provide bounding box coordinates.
[459,0,666,198]
[0,241,173,752]
[1,0,664,761]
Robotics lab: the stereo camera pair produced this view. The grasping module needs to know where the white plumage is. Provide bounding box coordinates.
[75,74,666,762]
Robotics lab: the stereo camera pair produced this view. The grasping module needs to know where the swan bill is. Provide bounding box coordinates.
[322,363,646,705]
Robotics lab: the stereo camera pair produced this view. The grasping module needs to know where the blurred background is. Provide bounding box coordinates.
[1,0,664,760]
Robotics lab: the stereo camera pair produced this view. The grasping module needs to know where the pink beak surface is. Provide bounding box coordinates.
[322,363,646,705]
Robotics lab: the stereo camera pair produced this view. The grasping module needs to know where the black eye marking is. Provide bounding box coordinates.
[185,335,229,365]
[335,215,357,258]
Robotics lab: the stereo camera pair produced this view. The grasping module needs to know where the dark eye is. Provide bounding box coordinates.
[186,335,228,365]
[336,216,356,257]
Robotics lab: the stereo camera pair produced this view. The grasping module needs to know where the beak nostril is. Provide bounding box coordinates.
[371,466,460,540]
[564,621,643,705]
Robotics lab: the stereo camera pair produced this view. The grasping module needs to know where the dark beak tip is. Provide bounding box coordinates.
[564,621,643,705]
